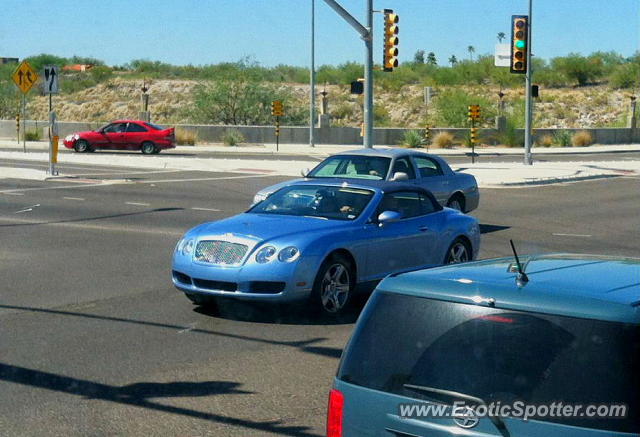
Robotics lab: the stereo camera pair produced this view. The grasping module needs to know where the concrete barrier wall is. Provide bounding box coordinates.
[0,120,638,146]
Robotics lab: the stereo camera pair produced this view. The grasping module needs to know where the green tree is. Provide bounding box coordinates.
[551,53,605,86]
[448,55,458,67]
[467,46,475,61]
[426,52,437,65]
[497,32,506,43]
[413,50,425,64]
[188,71,306,126]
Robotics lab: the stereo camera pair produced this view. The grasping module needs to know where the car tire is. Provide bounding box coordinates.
[141,142,157,155]
[74,140,91,153]
[444,238,471,264]
[446,194,465,212]
[311,254,354,315]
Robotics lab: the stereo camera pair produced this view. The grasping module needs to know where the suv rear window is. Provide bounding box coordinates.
[338,292,640,433]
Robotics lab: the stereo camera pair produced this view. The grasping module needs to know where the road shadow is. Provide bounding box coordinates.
[0,303,343,360]
[0,207,184,228]
[193,294,367,326]
[0,362,319,436]
[480,224,510,234]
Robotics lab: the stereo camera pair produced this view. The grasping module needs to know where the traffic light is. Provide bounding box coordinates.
[468,105,481,121]
[383,9,399,72]
[271,100,284,117]
[510,15,528,74]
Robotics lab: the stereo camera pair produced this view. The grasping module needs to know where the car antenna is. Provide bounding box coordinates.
[509,239,529,284]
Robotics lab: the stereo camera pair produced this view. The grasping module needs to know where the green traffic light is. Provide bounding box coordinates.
[516,40,526,49]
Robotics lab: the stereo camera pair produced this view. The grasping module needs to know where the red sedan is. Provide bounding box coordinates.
[63,120,176,154]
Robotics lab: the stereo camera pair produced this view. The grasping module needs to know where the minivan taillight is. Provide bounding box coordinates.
[327,388,344,437]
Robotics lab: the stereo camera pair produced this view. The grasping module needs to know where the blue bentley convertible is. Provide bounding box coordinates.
[172,180,480,314]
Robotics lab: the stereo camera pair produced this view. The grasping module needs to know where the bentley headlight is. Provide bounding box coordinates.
[278,246,300,262]
[180,238,195,256]
[255,245,276,263]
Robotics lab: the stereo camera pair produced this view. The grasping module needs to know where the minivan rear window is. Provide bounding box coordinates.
[338,292,640,433]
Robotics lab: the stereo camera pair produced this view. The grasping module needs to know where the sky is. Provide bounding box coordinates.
[1,0,638,68]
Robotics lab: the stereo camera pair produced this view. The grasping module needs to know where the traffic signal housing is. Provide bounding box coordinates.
[383,9,399,72]
[271,100,284,117]
[510,15,528,74]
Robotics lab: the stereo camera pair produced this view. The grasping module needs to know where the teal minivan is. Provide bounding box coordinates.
[329,255,640,436]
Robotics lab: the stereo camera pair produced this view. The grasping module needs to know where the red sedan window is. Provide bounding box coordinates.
[127,123,148,133]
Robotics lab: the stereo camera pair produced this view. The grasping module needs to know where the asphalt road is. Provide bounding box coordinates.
[0,162,638,436]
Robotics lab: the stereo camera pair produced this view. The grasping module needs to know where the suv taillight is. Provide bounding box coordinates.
[327,388,344,437]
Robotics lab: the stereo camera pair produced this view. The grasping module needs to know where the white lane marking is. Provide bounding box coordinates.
[3,192,24,196]
[63,197,85,201]
[0,173,274,194]
[178,323,197,334]
[125,202,151,206]
[14,204,40,214]
[552,233,592,238]
[0,216,183,236]
[136,174,276,185]
[191,207,221,212]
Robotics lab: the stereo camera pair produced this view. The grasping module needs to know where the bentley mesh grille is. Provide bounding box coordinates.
[194,240,248,265]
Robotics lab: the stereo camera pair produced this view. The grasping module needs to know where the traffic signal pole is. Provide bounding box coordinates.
[310,0,316,148]
[523,0,533,165]
[363,0,373,148]
[322,0,373,148]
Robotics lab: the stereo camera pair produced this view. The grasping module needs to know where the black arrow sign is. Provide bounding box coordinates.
[26,71,33,84]
[49,68,56,91]
[17,71,24,85]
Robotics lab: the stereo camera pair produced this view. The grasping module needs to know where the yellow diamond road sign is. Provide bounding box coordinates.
[12,60,39,94]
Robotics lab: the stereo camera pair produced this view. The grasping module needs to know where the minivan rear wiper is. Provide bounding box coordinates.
[403,384,511,437]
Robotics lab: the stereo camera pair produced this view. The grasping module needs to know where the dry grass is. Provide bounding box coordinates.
[572,130,594,147]
[175,127,197,145]
[431,132,455,149]
[537,134,554,147]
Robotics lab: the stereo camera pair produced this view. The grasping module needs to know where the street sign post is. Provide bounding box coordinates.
[12,61,39,153]
[43,65,59,94]
[468,105,481,164]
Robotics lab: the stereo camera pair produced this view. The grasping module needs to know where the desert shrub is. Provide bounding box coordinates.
[374,105,391,126]
[90,66,113,83]
[432,89,496,127]
[553,130,573,147]
[497,118,523,147]
[572,130,593,147]
[222,129,245,146]
[432,131,454,148]
[175,127,197,145]
[609,63,640,89]
[537,134,554,147]
[400,130,425,148]
[24,129,41,141]
[534,69,569,88]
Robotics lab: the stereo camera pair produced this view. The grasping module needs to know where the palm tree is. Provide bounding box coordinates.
[467,46,475,61]
[497,32,506,43]
[426,52,437,65]
[448,55,458,67]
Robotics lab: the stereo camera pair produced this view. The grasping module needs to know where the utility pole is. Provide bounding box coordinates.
[310,0,316,147]
[363,0,373,148]
[322,0,373,148]
[523,0,534,165]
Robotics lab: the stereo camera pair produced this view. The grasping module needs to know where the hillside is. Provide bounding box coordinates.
[24,76,630,130]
